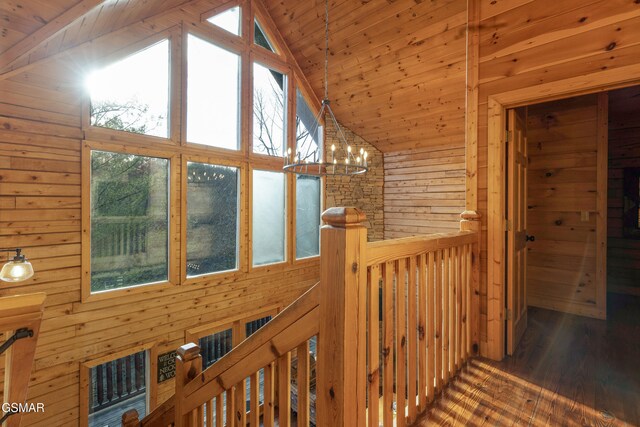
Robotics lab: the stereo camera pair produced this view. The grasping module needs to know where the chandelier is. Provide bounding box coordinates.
[283,0,369,176]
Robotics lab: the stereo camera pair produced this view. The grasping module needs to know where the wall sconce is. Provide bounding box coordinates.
[0,248,34,282]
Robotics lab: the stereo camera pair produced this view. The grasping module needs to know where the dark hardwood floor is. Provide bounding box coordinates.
[413,293,640,426]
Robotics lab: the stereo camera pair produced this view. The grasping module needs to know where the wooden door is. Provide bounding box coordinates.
[506,108,528,355]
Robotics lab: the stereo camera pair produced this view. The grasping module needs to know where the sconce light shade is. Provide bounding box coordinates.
[0,249,34,282]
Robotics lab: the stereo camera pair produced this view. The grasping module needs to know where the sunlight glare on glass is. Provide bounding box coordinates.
[206,6,241,35]
[187,34,240,150]
[85,40,169,138]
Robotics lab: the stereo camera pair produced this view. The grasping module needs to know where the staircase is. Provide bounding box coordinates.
[121,207,481,427]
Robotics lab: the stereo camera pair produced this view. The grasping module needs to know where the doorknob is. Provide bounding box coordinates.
[526,235,535,242]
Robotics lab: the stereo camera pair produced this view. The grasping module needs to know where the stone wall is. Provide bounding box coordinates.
[324,119,384,241]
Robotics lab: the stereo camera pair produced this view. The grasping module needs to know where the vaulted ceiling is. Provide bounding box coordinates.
[0,0,468,153]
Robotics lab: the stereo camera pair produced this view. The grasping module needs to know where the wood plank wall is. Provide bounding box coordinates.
[526,94,602,317]
[0,4,321,426]
[608,86,640,297]
[476,0,640,349]
[384,144,465,238]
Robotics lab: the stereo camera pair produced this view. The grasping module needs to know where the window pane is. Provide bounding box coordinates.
[199,328,233,369]
[252,170,286,265]
[245,316,272,337]
[87,40,169,138]
[207,6,241,35]
[254,20,275,52]
[88,350,147,426]
[253,63,286,156]
[187,162,239,276]
[296,175,321,258]
[187,34,240,150]
[296,89,322,162]
[90,151,169,292]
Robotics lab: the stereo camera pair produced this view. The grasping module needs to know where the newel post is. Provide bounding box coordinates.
[460,210,481,356]
[174,343,203,427]
[317,207,368,427]
[121,409,140,427]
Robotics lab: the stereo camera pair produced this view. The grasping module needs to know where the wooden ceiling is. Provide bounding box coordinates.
[0,0,468,153]
[263,0,468,152]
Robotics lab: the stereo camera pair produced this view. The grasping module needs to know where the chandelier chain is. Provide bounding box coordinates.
[324,0,329,100]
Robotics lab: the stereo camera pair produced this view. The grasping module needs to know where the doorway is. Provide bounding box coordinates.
[503,86,640,355]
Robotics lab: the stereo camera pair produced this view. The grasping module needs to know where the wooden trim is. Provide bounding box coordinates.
[80,140,179,303]
[185,305,279,344]
[595,92,608,319]
[366,231,477,266]
[79,342,156,427]
[486,97,506,361]
[199,0,243,26]
[0,0,106,75]
[485,69,640,360]
[465,0,480,212]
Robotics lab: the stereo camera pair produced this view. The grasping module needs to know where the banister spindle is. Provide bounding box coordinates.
[317,207,368,427]
[460,210,481,356]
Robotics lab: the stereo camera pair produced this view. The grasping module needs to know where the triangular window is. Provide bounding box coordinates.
[86,40,170,138]
[254,19,275,52]
[206,6,241,36]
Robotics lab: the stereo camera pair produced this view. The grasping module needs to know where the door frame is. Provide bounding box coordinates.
[485,64,640,361]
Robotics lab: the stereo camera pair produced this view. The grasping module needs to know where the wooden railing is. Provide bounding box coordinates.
[122,284,319,427]
[90,352,147,413]
[122,208,480,427]
[0,293,46,427]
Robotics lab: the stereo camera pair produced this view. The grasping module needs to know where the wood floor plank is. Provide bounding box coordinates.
[411,294,640,426]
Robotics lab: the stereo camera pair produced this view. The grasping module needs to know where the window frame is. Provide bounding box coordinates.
[201,1,243,38]
[83,30,180,145]
[182,27,245,154]
[181,154,246,284]
[79,342,157,427]
[81,140,179,302]
[250,55,291,159]
[79,2,325,299]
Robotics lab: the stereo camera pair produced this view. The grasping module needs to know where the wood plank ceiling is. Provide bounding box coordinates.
[0,0,468,153]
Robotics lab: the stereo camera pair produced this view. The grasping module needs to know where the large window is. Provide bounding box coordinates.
[252,170,286,266]
[87,40,169,138]
[187,34,241,150]
[296,175,321,259]
[186,162,240,277]
[253,63,286,156]
[207,6,241,36]
[88,350,148,427]
[90,150,169,293]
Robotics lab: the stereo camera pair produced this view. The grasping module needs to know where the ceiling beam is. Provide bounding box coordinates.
[0,0,107,75]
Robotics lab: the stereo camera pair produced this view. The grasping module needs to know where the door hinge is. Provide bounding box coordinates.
[506,308,512,321]
[505,219,512,232]
[505,130,512,143]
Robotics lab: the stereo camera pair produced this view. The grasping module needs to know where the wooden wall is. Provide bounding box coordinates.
[525,94,603,317]
[476,0,640,352]
[384,144,465,238]
[608,86,640,296]
[0,1,323,424]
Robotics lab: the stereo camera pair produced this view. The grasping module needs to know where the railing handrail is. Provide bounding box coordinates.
[366,230,478,266]
[135,283,320,424]
[0,292,46,427]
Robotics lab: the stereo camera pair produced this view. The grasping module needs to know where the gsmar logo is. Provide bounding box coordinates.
[2,402,45,413]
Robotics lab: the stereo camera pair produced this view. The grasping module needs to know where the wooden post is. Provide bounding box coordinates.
[317,207,368,427]
[175,343,203,427]
[460,210,481,356]
[122,409,140,427]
